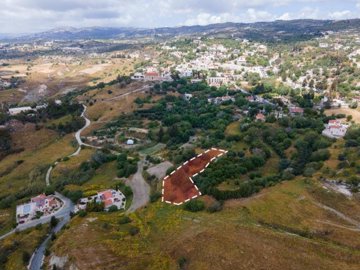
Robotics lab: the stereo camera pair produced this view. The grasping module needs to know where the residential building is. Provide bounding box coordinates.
[144,71,162,81]
[256,113,266,122]
[77,189,126,211]
[322,120,350,138]
[289,106,304,116]
[207,76,229,87]
[8,106,33,115]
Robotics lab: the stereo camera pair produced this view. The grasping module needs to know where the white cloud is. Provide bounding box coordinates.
[0,0,359,33]
[328,10,353,20]
[184,13,228,26]
[278,12,292,20]
[245,8,275,22]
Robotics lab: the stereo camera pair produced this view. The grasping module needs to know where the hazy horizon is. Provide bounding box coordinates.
[1,0,360,34]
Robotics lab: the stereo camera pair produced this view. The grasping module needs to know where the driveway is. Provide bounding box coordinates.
[126,158,150,213]
[0,192,74,240]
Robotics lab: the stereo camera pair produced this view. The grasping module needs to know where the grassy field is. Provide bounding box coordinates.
[0,133,76,197]
[51,148,95,180]
[0,130,76,235]
[65,161,119,196]
[225,121,241,136]
[325,108,360,123]
[0,89,25,103]
[0,208,15,236]
[48,178,360,270]
[0,225,50,270]
[140,143,166,156]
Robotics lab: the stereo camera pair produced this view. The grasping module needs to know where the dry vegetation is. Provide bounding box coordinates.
[49,178,360,270]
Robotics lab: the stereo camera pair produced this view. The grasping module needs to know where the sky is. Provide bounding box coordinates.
[1,0,360,34]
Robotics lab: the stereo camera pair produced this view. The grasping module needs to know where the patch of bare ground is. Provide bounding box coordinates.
[325,108,360,123]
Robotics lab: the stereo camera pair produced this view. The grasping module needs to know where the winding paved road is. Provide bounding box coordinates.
[1,85,152,269]
[45,105,100,186]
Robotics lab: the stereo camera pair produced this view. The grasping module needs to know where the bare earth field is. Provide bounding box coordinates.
[163,149,227,204]
[0,57,136,104]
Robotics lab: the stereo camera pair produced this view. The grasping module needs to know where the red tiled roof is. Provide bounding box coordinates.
[290,107,304,113]
[104,199,113,207]
[145,72,159,76]
[100,190,113,201]
[31,194,47,202]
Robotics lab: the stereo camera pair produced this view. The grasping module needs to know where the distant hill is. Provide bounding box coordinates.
[3,19,360,42]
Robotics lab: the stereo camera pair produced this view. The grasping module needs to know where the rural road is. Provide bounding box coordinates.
[126,158,150,213]
[71,104,102,153]
[28,212,72,270]
[105,85,150,101]
[28,192,74,270]
[314,201,360,229]
[0,192,74,241]
[45,104,100,186]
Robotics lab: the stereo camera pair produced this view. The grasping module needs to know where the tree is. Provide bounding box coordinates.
[158,126,164,142]
[50,216,59,228]
[183,200,205,212]
[108,205,118,212]
[22,251,31,265]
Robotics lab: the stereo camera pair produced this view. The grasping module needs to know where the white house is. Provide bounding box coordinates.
[126,139,135,145]
[76,189,126,212]
[131,72,145,80]
[322,120,350,139]
[207,77,229,87]
[8,106,33,115]
[183,93,193,101]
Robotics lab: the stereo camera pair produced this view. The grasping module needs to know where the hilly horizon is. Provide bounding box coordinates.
[1,1,360,270]
[2,18,360,42]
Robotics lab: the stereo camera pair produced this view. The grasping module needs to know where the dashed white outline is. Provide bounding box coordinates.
[162,148,227,206]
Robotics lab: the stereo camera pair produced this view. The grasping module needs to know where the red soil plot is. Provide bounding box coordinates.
[162,148,227,205]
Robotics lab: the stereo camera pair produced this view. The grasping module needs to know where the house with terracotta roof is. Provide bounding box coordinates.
[76,189,126,212]
[144,71,162,81]
[289,106,304,116]
[16,194,62,224]
[322,119,350,138]
[256,113,266,122]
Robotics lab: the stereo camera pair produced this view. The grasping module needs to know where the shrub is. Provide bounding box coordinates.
[178,256,187,269]
[207,200,223,213]
[108,205,118,212]
[119,216,132,224]
[122,186,133,197]
[150,192,162,203]
[78,210,87,217]
[129,226,140,236]
[166,166,175,175]
[50,216,59,228]
[22,251,31,265]
[183,200,205,212]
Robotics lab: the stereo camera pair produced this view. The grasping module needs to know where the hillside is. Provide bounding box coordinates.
[4,19,360,42]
